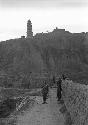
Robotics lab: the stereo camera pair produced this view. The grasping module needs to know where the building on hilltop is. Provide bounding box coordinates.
[21,36,25,39]
[27,20,33,38]
[53,27,65,33]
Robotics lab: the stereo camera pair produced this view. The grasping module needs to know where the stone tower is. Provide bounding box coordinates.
[27,20,33,38]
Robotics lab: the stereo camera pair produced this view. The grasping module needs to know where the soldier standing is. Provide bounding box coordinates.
[57,78,62,101]
[42,81,49,104]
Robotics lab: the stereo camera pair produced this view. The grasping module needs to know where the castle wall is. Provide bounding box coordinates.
[62,80,88,125]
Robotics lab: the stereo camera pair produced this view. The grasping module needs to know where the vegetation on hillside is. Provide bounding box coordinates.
[0,28,88,88]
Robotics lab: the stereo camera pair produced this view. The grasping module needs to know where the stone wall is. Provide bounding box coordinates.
[62,80,88,125]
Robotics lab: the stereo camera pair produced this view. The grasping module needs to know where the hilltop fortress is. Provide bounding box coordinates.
[20,19,88,42]
[23,19,88,42]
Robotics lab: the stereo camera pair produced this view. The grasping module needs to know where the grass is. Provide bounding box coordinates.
[0,87,42,124]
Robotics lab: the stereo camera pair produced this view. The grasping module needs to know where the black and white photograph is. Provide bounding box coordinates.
[0,0,88,124]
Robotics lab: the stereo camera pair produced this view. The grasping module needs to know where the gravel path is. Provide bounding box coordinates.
[16,88,65,125]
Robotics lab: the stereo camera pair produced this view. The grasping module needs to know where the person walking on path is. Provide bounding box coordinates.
[42,81,49,104]
[57,78,62,101]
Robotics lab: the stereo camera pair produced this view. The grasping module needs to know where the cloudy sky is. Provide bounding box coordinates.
[0,0,88,41]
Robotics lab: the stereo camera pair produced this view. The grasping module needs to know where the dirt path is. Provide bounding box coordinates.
[16,88,65,125]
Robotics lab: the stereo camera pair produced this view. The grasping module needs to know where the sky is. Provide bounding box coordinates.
[0,0,88,41]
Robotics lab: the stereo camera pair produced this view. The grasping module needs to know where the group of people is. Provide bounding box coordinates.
[42,74,66,104]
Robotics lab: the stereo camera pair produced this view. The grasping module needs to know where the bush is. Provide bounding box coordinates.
[0,98,16,118]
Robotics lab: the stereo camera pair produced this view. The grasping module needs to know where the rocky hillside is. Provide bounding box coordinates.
[0,28,88,87]
[62,80,88,125]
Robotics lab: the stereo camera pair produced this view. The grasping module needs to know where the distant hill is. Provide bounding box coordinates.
[0,28,88,87]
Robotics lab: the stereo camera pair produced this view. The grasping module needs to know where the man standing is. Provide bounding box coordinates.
[57,78,62,101]
[42,81,49,104]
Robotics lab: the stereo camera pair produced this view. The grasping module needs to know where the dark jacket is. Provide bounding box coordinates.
[42,85,49,95]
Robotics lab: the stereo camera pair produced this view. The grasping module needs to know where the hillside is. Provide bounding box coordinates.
[0,28,88,87]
